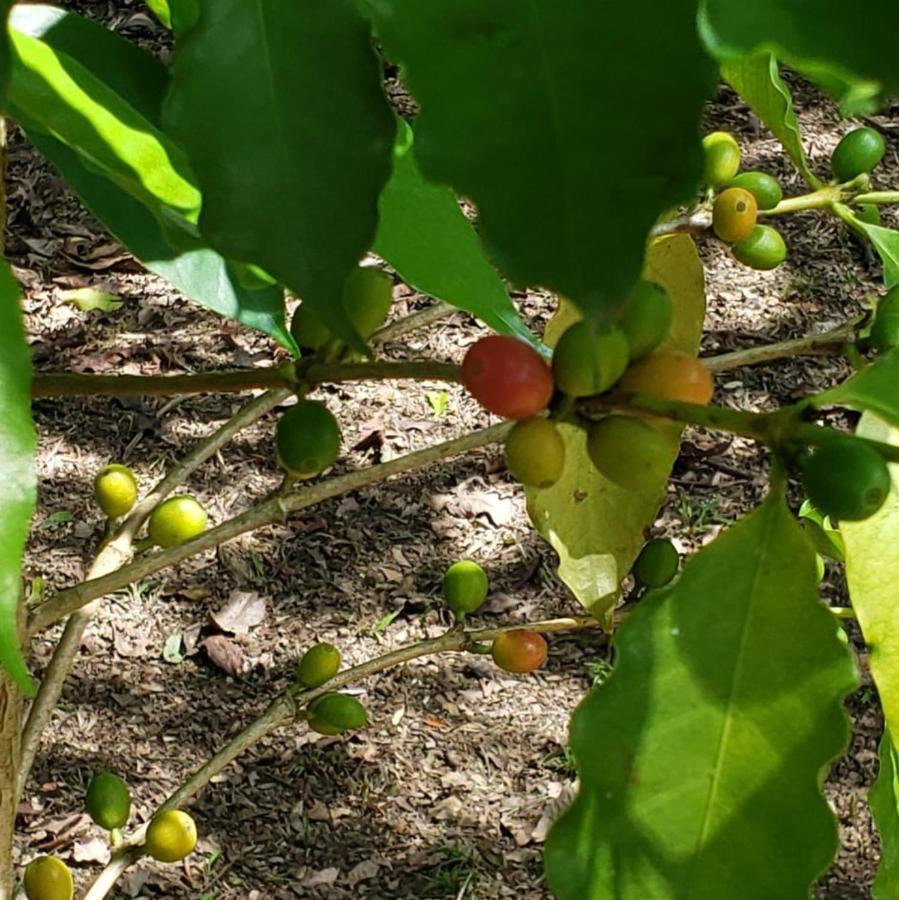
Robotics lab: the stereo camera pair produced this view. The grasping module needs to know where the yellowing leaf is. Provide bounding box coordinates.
[844,414,899,731]
[528,234,705,613]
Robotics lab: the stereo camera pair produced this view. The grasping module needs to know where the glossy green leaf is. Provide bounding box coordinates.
[872,729,899,899]
[700,0,899,110]
[165,0,396,350]
[526,235,705,613]
[9,7,295,351]
[374,120,536,348]
[0,264,36,695]
[856,223,899,288]
[814,349,899,426]
[844,415,899,734]
[7,28,200,219]
[10,4,168,123]
[545,494,857,899]
[720,52,818,187]
[366,0,716,324]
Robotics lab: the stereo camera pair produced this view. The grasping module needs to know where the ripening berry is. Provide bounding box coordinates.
[461,336,554,419]
[491,630,548,673]
[618,351,714,405]
[712,187,758,243]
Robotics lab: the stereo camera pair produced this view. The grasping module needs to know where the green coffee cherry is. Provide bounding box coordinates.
[732,225,787,271]
[307,692,368,735]
[702,132,740,187]
[725,171,783,211]
[831,127,886,183]
[799,437,891,522]
[442,560,488,619]
[552,323,629,397]
[276,401,341,479]
[620,280,673,361]
[631,538,679,588]
[296,643,341,688]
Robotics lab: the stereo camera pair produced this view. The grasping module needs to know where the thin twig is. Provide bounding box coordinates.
[17,390,290,798]
[31,364,296,399]
[32,360,460,399]
[649,212,711,238]
[371,301,456,345]
[83,615,603,900]
[29,423,511,633]
[702,321,858,373]
[302,359,460,385]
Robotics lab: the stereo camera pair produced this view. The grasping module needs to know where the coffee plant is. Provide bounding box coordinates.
[3,1,899,897]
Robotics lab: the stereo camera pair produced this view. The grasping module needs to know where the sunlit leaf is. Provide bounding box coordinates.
[9,6,294,351]
[872,728,899,899]
[545,494,857,899]
[145,0,171,29]
[814,348,899,427]
[8,28,199,218]
[0,264,36,695]
[844,415,899,738]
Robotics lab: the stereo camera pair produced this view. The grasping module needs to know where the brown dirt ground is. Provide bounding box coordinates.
[6,4,899,898]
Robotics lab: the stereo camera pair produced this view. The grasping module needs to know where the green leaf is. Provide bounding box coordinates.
[374,120,537,348]
[0,264,36,695]
[7,28,200,220]
[10,4,168,124]
[425,391,449,418]
[147,0,199,35]
[856,223,899,288]
[814,349,899,427]
[146,0,172,29]
[700,0,899,110]
[872,729,899,899]
[843,414,899,733]
[366,0,716,324]
[545,494,857,899]
[526,234,706,613]
[0,0,13,109]
[720,52,818,187]
[9,7,295,351]
[798,499,845,561]
[59,287,123,313]
[165,0,396,350]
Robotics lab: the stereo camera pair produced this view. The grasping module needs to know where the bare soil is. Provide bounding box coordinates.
[6,5,898,897]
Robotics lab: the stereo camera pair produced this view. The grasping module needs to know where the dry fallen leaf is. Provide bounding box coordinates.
[201,634,246,676]
[73,835,111,864]
[347,859,380,887]
[211,590,266,635]
[303,867,340,887]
